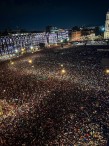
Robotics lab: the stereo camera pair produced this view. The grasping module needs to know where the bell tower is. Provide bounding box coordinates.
[104,10,109,39]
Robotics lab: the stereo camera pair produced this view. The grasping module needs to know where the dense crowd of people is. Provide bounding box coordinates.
[0,46,109,146]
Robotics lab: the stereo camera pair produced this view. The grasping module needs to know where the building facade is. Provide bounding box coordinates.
[104,10,109,39]
[0,33,48,56]
[70,31,82,41]
[0,28,69,56]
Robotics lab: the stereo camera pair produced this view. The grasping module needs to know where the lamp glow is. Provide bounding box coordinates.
[15,49,18,53]
[10,61,14,65]
[21,48,25,52]
[61,69,66,74]
[105,69,109,74]
[30,46,33,50]
[28,59,32,64]
[61,64,64,67]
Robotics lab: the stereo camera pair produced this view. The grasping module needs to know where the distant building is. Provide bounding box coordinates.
[57,29,69,43]
[70,28,97,41]
[70,31,82,41]
[0,27,70,55]
[48,33,57,44]
[82,33,96,41]
[46,26,58,33]
[46,26,69,44]
[34,32,48,45]
[81,29,95,36]
[104,10,109,39]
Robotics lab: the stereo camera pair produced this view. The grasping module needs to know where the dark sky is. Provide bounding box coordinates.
[0,0,109,30]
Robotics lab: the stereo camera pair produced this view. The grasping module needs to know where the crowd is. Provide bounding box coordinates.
[0,46,109,146]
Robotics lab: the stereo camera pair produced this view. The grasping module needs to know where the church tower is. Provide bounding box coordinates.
[104,10,109,39]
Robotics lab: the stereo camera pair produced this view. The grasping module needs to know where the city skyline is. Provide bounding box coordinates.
[0,0,109,31]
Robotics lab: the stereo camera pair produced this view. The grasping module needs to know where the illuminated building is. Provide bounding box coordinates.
[82,33,96,41]
[57,29,69,43]
[104,10,109,39]
[0,33,47,56]
[46,27,69,44]
[48,33,57,44]
[70,31,82,41]
[34,32,48,45]
[0,27,69,56]
[70,29,96,41]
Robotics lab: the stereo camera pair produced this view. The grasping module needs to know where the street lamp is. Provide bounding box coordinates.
[28,59,32,64]
[61,39,63,43]
[15,49,18,53]
[61,69,66,74]
[61,64,64,67]
[30,46,33,50]
[21,48,25,52]
[105,69,109,74]
[10,61,14,65]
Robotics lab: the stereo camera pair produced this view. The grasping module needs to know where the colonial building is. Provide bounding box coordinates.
[70,31,82,41]
[104,10,109,39]
[0,28,69,56]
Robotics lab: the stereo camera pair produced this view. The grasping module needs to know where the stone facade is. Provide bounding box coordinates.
[104,11,109,39]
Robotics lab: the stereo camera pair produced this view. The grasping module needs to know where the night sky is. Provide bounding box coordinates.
[0,0,109,31]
